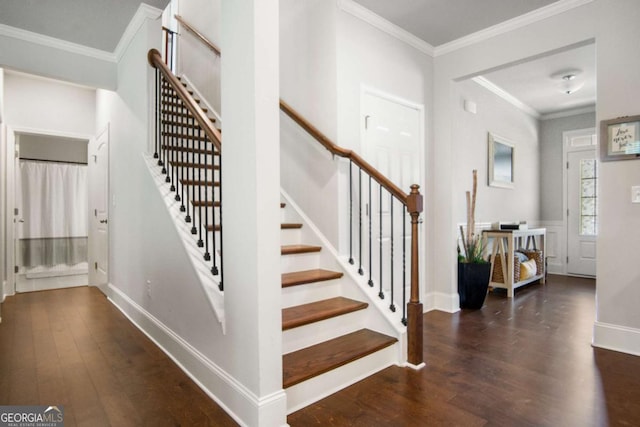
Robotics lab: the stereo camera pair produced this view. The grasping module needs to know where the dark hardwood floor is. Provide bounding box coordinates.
[1,276,639,426]
[0,286,237,427]
[289,275,640,426]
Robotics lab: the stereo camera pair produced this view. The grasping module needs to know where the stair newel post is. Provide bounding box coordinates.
[358,168,363,275]
[368,176,373,287]
[348,161,353,265]
[406,184,423,367]
[378,184,384,300]
[389,194,395,312]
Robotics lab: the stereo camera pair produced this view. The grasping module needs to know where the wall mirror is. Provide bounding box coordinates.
[488,133,514,188]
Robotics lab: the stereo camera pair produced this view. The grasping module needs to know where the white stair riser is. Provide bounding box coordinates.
[285,344,397,414]
[281,279,341,308]
[282,308,367,354]
[280,228,302,245]
[280,252,321,273]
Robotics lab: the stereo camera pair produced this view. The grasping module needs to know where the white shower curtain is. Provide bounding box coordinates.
[17,160,88,269]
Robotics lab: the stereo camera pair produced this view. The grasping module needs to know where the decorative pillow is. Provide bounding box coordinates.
[514,251,529,263]
[520,259,537,281]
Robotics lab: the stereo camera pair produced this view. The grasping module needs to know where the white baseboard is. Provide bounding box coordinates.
[425,291,460,313]
[593,321,640,357]
[107,283,287,427]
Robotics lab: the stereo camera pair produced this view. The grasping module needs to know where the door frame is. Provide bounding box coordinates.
[562,127,597,276]
[4,125,93,296]
[359,85,427,302]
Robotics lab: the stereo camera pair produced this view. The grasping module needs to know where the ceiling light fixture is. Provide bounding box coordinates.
[551,69,583,95]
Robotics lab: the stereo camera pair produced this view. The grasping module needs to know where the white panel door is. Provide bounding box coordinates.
[361,91,421,305]
[567,148,597,276]
[89,127,109,289]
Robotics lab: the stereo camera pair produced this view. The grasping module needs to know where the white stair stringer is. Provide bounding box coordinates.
[144,154,225,331]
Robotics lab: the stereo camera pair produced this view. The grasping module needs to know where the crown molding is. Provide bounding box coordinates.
[472,76,541,119]
[337,0,435,56]
[434,0,594,57]
[114,3,163,62]
[0,23,115,62]
[0,2,163,65]
[540,105,596,120]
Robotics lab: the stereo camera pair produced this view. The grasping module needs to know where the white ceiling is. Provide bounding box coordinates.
[0,0,170,52]
[351,0,596,116]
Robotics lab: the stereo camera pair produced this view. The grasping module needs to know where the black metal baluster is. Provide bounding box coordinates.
[211,141,218,276]
[154,69,159,160]
[368,176,373,287]
[348,161,354,265]
[178,103,185,209]
[203,129,211,261]
[185,115,193,224]
[402,207,407,325]
[389,194,395,312]
[160,78,166,171]
[358,168,363,275]
[379,184,384,300]
[217,151,223,289]
[197,126,204,247]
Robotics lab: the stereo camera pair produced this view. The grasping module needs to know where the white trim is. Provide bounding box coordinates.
[0,23,115,62]
[107,283,288,427]
[337,0,435,56]
[541,105,596,121]
[434,0,594,56]
[593,321,640,357]
[5,69,98,91]
[114,3,163,62]
[179,74,223,126]
[472,76,541,119]
[424,291,460,313]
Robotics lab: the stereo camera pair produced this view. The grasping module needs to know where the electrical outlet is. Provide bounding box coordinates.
[632,186,640,204]
[146,280,152,297]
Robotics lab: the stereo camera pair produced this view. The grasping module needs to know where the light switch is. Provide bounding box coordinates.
[632,186,640,204]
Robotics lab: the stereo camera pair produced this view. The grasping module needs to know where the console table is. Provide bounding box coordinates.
[482,228,546,298]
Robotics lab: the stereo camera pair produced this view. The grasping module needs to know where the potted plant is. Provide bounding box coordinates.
[458,169,491,309]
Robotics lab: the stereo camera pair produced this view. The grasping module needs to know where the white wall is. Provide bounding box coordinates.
[453,79,540,227]
[279,0,340,247]
[176,0,221,114]
[4,71,96,136]
[0,68,5,301]
[593,0,640,356]
[432,0,640,355]
[540,112,596,221]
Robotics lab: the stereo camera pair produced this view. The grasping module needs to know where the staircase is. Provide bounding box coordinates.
[149,56,402,412]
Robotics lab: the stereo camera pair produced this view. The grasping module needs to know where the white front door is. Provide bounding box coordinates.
[89,126,109,290]
[361,91,422,303]
[567,147,597,276]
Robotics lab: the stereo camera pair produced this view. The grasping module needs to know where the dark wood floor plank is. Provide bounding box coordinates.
[289,275,640,426]
[0,286,238,426]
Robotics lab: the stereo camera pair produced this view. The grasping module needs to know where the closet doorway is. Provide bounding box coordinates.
[14,132,90,292]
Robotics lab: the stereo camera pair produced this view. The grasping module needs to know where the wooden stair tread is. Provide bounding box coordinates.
[169,161,219,170]
[191,200,221,207]
[163,100,208,113]
[282,269,343,288]
[282,329,397,388]
[162,111,216,122]
[282,297,367,331]
[281,245,321,255]
[280,202,286,208]
[161,145,218,156]
[281,223,302,229]
[206,224,221,232]
[162,131,209,142]
[180,179,220,187]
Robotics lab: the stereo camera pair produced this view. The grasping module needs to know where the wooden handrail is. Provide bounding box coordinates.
[175,15,221,56]
[279,100,409,204]
[148,48,222,152]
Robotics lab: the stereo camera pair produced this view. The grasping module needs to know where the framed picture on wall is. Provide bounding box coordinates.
[600,115,640,161]
[488,132,514,188]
